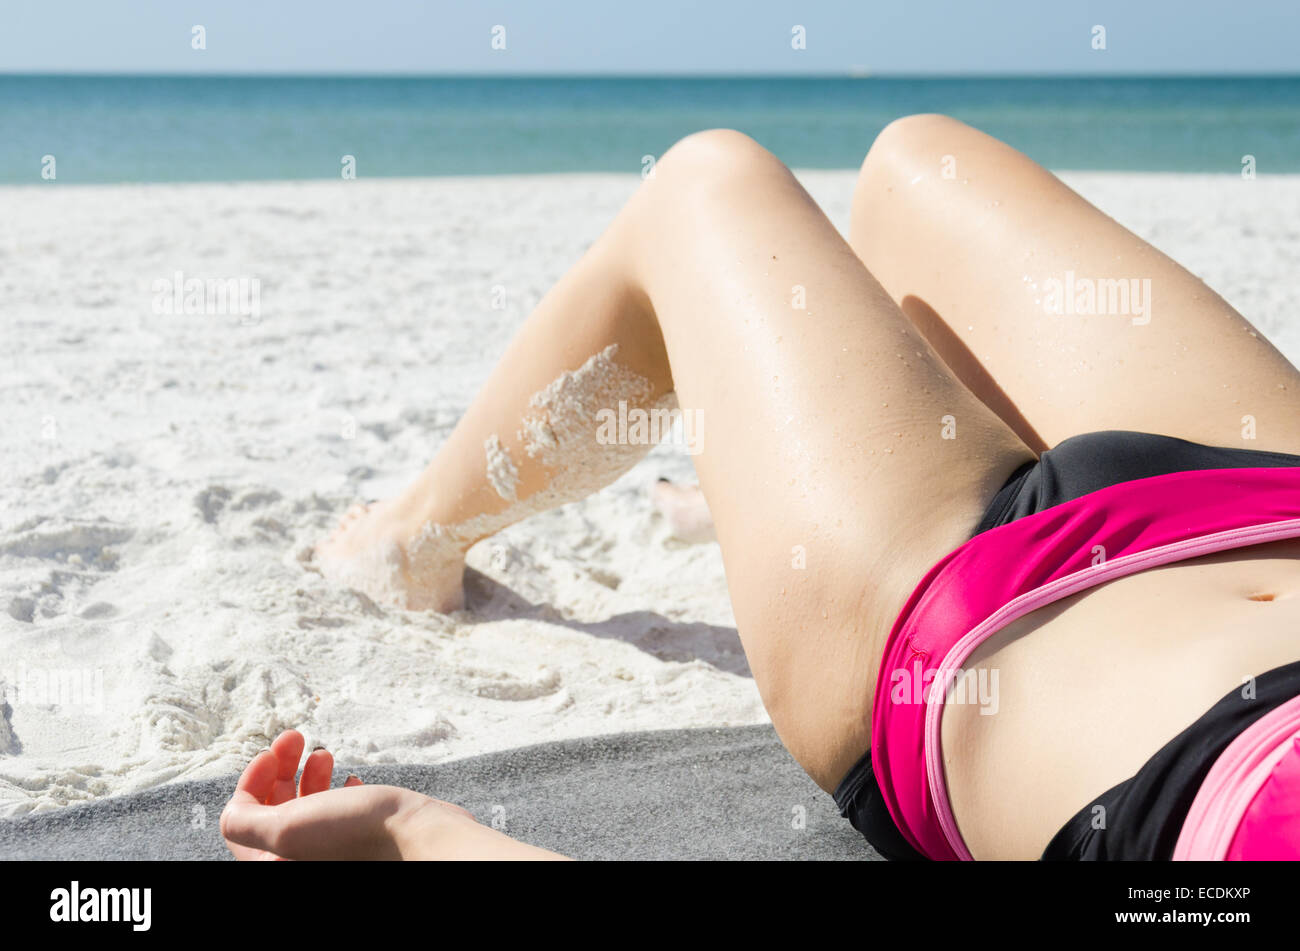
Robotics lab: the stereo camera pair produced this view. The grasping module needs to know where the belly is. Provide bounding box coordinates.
[941,538,1300,860]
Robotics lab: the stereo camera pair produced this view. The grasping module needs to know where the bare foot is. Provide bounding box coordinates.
[311,499,467,612]
[650,478,716,543]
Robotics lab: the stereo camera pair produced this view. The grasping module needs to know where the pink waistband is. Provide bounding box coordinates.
[871,466,1300,861]
[1173,694,1300,860]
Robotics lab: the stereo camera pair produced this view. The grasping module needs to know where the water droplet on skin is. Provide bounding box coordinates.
[884,448,894,453]
[966,325,974,331]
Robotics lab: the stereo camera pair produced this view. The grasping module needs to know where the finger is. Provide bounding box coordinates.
[225,831,280,862]
[220,794,285,855]
[266,730,306,805]
[299,748,334,797]
[270,730,305,782]
[222,749,285,859]
[234,749,280,803]
[344,774,363,787]
[221,787,277,858]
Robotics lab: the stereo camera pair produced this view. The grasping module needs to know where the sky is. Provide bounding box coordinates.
[0,0,1296,75]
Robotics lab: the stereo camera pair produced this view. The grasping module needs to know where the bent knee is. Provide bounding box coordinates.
[856,113,971,184]
[652,128,788,190]
[850,114,978,230]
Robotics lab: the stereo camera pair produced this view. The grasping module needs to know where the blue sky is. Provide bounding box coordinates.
[2,0,1296,75]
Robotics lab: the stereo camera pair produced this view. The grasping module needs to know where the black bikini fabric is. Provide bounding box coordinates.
[1042,660,1300,860]
[832,750,928,861]
[835,429,1300,861]
[972,429,1300,536]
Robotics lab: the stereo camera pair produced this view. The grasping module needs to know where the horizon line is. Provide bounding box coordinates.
[2,70,1299,80]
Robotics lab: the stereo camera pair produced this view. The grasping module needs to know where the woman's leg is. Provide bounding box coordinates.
[849,113,1300,456]
[316,129,1037,790]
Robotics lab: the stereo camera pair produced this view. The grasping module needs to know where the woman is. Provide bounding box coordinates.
[221,115,1300,861]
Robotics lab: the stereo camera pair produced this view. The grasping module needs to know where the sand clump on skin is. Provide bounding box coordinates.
[519,344,678,497]
[409,345,679,589]
[520,345,652,458]
[484,435,520,502]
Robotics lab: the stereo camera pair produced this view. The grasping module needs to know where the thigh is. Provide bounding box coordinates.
[850,113,1300,458]
[617,130,1037,789]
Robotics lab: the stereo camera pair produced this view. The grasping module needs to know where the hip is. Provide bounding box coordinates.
[942,539,1300,859]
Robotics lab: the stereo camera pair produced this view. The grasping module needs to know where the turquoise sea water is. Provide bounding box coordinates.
[2,75,1297,183]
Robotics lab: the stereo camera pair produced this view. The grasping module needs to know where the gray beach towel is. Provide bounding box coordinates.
[0,724,878,860]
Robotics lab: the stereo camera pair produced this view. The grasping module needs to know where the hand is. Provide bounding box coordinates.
[219,729,475,861]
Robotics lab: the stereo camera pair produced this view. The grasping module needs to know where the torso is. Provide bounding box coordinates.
[940,537,1300,860]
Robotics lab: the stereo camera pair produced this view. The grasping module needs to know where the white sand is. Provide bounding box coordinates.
[2,171,1298,817]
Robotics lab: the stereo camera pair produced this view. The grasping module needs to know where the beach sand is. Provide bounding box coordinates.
[2,170,1298,817]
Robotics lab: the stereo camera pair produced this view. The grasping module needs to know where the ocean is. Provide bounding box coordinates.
[1,74,1297,183]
